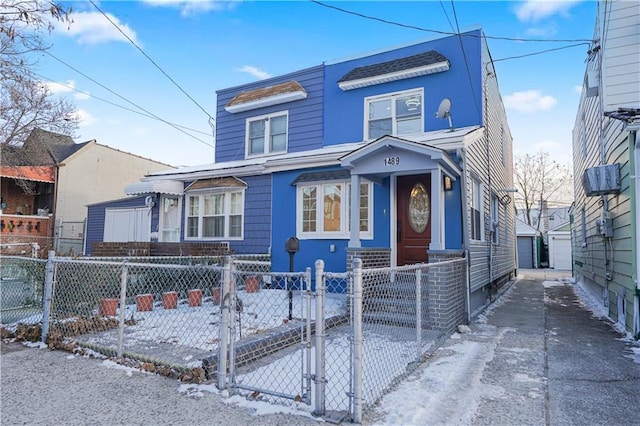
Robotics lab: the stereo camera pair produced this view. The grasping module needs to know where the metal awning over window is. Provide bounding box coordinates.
[185,177,247,192]
[291,169,351,185]
[124,180,184,196]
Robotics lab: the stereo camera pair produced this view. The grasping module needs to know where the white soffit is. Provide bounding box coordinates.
[338,61,450,91]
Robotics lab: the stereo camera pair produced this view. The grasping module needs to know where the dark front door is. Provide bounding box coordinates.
[397,174,432,266]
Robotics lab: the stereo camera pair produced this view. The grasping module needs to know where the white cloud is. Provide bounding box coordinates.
[54,11,138,45]
[44,80,74,95]
[75,92,91,101]
[574,85,583,94]
[504,90,557,113]
[42,79,90,101]
[524,23,558,37]
[142,0,239,17]
[237,65,272,80]
[515,0,582,22]
[75,109,97,127]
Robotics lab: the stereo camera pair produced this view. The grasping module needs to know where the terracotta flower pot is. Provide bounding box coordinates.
[188,289,203,307]
[212,288,221,305]
[245,275,261,293]
[135,294,154,312]
[99,298,119,316]
[162,291,178,309]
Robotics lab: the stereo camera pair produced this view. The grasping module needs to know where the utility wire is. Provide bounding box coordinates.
[450,0,482,120]
[89,0,214,121]
[43,50,213,147]
[310,0,593,43]
[492,43,591,62]
[35,73,212,137]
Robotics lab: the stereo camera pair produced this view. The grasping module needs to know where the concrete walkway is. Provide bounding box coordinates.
[366,268,640,425]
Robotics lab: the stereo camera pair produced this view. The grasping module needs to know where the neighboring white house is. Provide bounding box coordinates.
[571,0,639,337]
[548,221,571,270]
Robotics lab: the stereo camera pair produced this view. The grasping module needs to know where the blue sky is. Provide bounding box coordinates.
[39,0,596,167]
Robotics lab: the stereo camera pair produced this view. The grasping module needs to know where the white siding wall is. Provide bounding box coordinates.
[600,1,640,112]
[465,37,516,293]
[572,0,638,334]
[56,143,172,223]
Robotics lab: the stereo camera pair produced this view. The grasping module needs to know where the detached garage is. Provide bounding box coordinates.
[548,222,572,270]
[516,219,540,269]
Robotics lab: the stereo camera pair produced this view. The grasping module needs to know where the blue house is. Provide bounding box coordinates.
[87,28,516,314]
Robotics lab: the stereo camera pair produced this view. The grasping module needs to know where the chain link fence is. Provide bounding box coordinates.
[0,256,46,325]
[2,252,468,423]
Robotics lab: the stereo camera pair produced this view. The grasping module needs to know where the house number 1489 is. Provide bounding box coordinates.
[384,156,400,166]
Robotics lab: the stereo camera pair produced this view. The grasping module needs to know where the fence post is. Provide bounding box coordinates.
[313,259,325,416]
[116,262,129,358]
[352,258,363,424]
[416,267,422,361]
[304,266,313,404]
[217,255,232,390]
[40,250,55,344]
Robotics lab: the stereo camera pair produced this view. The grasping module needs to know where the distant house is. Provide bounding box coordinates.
[89,28,517,315]
[0,128,173,255]
[571,0,639,336]
[516,205,571,235]
[548,222,571,270]
[516,218,541,269]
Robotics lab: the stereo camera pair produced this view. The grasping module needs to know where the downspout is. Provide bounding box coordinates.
[458,147,472,322]
[633,130,640,338]
[484,65,495,290]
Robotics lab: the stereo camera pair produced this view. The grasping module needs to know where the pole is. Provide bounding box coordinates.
[40,250,55,343]
[117,262,128,358]
[289,252,294,320]
[313,259,326,416]
[352,258,363,424]
[217,256,231,390]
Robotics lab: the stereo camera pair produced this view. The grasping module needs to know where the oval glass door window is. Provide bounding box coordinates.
[409,183,430,233]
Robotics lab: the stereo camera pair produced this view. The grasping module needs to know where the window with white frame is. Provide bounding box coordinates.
[186,190,244,240]
[470,177,483,241]
[491,193,500,244]
[365,89,423,140]
[246,111,288,157]
[297,180,373,239]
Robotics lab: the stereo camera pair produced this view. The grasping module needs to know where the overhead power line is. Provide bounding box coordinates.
[492,43,591,63]
[310,0,593,44]
[43,51,213,148]
[35,73,212,137]
[89,0,214,121]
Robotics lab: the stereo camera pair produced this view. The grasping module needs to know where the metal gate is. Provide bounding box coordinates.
[219,259,315,407]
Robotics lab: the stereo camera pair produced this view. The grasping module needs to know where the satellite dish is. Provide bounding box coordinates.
[435,98,454,131]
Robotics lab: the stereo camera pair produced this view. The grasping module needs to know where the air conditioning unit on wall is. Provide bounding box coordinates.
[583,163,621,196]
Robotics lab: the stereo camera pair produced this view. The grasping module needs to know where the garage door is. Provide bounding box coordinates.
[551,236,572,270]
[517,236,534,269]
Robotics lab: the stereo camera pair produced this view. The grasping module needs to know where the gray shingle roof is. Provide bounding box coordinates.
[291,169,351,185]
[338,50,449,83]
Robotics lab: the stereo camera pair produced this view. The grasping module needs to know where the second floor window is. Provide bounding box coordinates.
[365,89,423,140]
[246,112,288,157]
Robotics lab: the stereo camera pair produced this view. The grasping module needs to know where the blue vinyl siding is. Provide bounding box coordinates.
[271,168,390,273]
[179,175,272,254]
[85,196,148,255]
[323,31,483,146]
[233,174,272,253]
[215,65,324,162]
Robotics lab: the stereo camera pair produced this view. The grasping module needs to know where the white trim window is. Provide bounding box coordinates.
[470,176,484,241]
[365,89,423,140]
[246,111,288,157]
[297,180,373,239]
[185,190,244,240]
